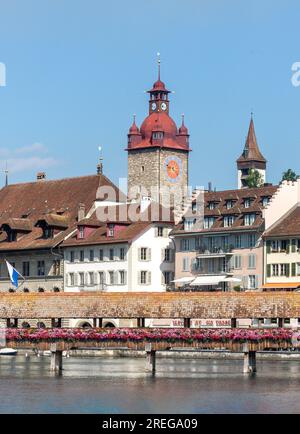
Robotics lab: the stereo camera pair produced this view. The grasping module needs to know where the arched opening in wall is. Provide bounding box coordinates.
[53,287,60,292]
[37,322,46,329]
[8,288,15,293]
[38,287,45,293]
[104,322,116,328]
[76,321,92,328]
[23,287,29,293]
[22,321,30,328]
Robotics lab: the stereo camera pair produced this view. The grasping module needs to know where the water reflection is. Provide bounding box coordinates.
[0,355,300,413]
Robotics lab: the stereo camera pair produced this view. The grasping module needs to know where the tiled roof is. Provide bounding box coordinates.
[172,185,278,235]
[264,205,300,237]
[0,174,124,251]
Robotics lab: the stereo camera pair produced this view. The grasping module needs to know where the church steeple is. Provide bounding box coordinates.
[236,115,267,189]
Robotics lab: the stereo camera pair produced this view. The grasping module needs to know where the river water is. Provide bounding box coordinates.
[0,355,300,413]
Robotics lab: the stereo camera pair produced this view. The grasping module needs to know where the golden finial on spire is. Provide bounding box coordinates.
[157,52,161,80]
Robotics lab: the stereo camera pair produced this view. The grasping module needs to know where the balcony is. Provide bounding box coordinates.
[197,246,233,258]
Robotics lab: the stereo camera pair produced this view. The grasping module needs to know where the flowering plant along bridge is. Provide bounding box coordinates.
[1,292,300,374]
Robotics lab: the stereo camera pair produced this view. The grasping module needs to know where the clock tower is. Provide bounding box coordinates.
[126,61,191,209]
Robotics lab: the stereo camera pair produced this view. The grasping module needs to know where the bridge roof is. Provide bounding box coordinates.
[0,292,299,319]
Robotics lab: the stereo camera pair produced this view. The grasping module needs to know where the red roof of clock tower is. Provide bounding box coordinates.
[126,64,191,152]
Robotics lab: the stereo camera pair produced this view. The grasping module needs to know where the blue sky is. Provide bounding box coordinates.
[0,0,299,191]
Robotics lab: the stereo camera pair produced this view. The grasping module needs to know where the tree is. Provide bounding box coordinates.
[244,169,263,188]
[281,169,298,182]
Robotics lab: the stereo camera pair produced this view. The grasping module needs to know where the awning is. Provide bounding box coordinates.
[172,277,195,284]
[223,277,242,283]
[262,282,300,289]
[191,275,227,286]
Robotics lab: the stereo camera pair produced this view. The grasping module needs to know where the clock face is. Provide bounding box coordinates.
[151,102,157,111]
[161,102,167,111]
[164,156,182,182]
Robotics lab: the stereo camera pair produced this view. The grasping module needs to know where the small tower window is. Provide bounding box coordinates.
[141,166,145,173]
[152,132,163,140]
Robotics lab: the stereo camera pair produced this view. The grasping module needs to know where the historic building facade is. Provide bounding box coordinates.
[126,64,190,207]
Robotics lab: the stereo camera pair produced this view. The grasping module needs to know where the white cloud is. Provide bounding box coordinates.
[0,143,59,174]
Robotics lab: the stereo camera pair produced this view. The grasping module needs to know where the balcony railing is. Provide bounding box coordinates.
[197,246,233,256]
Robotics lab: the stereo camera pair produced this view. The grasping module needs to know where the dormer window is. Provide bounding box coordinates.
[152,132,163,140]
[226,200,234,209]
[224,215,235,227]
[43,227,53,239]
[208,202,216,210]
[78,226,84,239]
[7,229,17,242]
[244,198,252,208]
[108,224,115,237]
[262,196,270,207]
[244,213,256,226]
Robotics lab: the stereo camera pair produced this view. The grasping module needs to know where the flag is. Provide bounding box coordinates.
[5,260,23,288]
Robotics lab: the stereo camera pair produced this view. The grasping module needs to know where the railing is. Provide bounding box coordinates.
[197,246,233,255]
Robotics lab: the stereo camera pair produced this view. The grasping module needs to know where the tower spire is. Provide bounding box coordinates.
[4,161,8,186]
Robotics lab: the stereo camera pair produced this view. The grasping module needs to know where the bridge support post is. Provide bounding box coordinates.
[278,318,283,328]
[231,318,237,328]
[145,343,156,374]
[137,318,145,327]
[98,318,103,328]
[50,344,63,373]
[243,344,256,374]
[184,318,191,328]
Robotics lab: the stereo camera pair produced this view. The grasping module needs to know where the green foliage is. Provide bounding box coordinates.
[281,169,298,182]
[244,169,263,188]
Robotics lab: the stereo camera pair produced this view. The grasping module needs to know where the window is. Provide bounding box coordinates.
[248,275,256,289]
[244,214,256,226]
[70,251,75,263]
[79,272,84,286]
[140,270,151,285]
[43,227,53,239]
[99,271,105,287]
[184,218,195,231]
[164,248,171,262]
[180,239,190,251]
[140,247,148,261]
[69,273,74,286]
[53,260,60,276]
[80,250,84,262]
[235,235,242,248]
[248,234,256,248]
[99,249,104,261]
[22,261,30,277]
[89,272,94,285]
[109,271,115,285]
[163,271,172,285]
[89,250,94,261]
[272,264,279,276]
[120,247,125,260]
[141,166,145,173]
[226,200,234,209]
[119,270,126,285]
[204,217,215,229]
[244,198,252,208]
[7,229,17,242]
[157,227,164,237]
[234,255,242,269]
[79,226,84,239]
[224,215,235,227]
[248,254,256,269]
[108,224,115,237]
[208,202,216,210]
[262,196,270,207]
[182,257,190,272]
[37,260,45,276]
[152,131,163,140]
[109,248,114,261]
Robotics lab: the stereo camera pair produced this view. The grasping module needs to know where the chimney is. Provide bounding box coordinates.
[37,172,46,181]
[208,182,212,192]
[78,203,85,221]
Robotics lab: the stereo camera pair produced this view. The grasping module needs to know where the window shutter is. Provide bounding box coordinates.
[155,227,158,237]
[161,248,165,262]
[242,276,248,289]
[138,248,141,261]
[255,275,259,289]
[161,271,164,284]
[138,271,141,285]
[285,263,290,277]
[171,249,175,262]
[114,271,118,285]
[292,263,296,276]
[286,240,290,253]
[267,264,271,277]
[292,239,297,253]
[147,248,152,261]
[147,271,152,285]
[266,240,271,254]
[163,227,168,237]
[124,271,127,285]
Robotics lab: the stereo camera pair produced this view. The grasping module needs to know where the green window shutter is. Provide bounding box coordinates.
[266,240,271,254]
[267,264,271,277]
[285,263,290,277]
[292,263,296,277]
[292,239,297,253]
[286,240,290,253]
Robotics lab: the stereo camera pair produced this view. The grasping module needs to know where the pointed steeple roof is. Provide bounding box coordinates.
[237,116,266,163]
